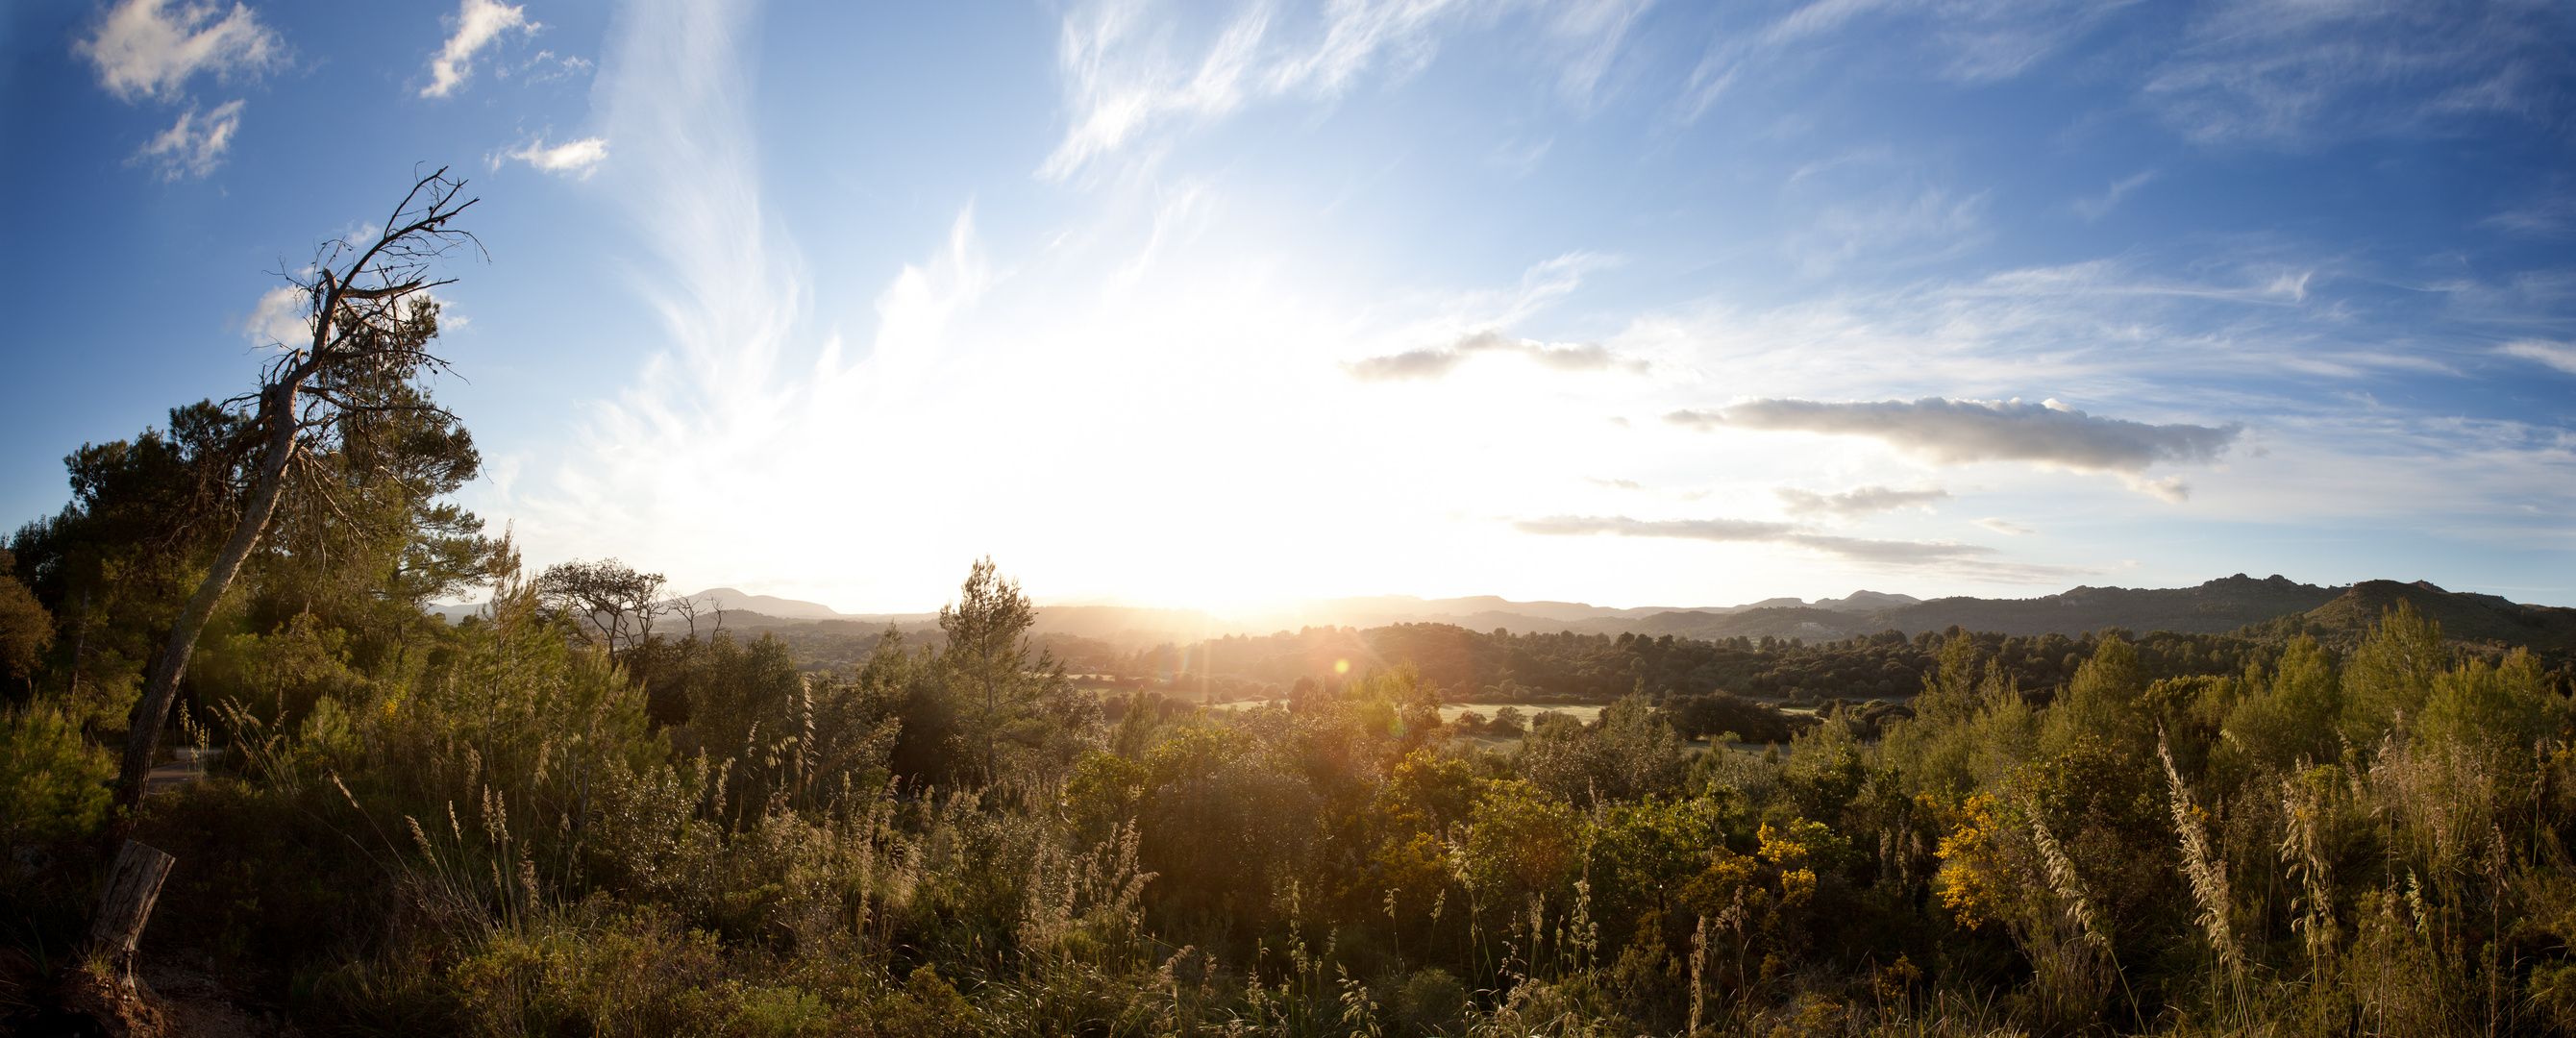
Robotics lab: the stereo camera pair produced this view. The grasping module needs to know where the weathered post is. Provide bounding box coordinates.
[88,840,177,987]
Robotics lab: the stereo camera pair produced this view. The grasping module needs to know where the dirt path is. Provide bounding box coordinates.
[143,748,220,796]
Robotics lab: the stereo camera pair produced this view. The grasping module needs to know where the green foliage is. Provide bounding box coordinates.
[2220,634,2340,772]
[2416,646,2565,752]
[1092,621,2287,712]
[1661,690,1797,743]
[0,703,113,843]
[939,557,1068,785]
[2341,600,2450,744]
[15,460,2576,1038]
[1455,778,1579,898]
[0,552,51,688]
[445,903,730,1036]
[1521,694,1686,805]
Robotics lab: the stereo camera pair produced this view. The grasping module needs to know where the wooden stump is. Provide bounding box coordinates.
[88,840,176,982]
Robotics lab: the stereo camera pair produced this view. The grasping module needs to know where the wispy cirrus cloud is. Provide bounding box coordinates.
[1774,484,1951,520]
[506,50,594,86]
[1674,0,2555,151]
[133,99,244,180]
[1512,513,2085,581]
[2502,339,2576,375]
[1974,516,2036,535]
[2074,169,2155,221]
[1042,0,1655,180]
[1680,0,2134,119]
[1669,396,2241,501]
[77,0,284,102]
[495,0,820,582]
[1787,184,1990,274]
[1344,329,1649,382]
[2481,194,2576,237]
[2143,0,2564,147]
[422,0,535,98]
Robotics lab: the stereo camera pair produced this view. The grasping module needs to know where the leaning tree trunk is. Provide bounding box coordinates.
[115,382,300,806]
[111,169,474,807]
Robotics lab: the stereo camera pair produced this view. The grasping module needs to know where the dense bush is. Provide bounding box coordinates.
[9,551,2576,1038]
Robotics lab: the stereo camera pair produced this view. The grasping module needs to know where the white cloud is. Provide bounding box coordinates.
[1587,477,1712,502]
[76,0,284,102]
[507,136,609,177]
[1974,516,2036,535]
[243,284,310,347]
[1489,136,1553,175]
[2501,339,2576,375]
[1511,513,2086,581]
[1541,0,1658,102]
[132,99,244,180]
[1041,0,1652,180]
[2119,473,2192,504]
[1518,513,1802,542]
[1774,484,1951,520]
[868,210,991,393]
[1344,328,1649,382]
[506,50,594,86]
[1783,176,1991,275]
[2074,169,2155,221]
[1680,0,2130,120]
[2143,0,2563,146]
[1672,396,2242,481]
[422,0,535,98]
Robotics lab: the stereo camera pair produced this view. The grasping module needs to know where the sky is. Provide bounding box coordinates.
[2,0,2573,613]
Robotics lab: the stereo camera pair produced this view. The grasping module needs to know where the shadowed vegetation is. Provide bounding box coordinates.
[9,505,2576,1035]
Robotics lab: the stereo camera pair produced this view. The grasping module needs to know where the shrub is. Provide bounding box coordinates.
[0,703,112,844]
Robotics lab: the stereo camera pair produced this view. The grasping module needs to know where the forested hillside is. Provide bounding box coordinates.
[1086,624,2287,708]
[1605,574,2342,641]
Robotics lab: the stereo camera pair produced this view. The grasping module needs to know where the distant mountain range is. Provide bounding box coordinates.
[1610,574,2345,641]
[670,588,933,625]
[429,576,2574,655]
[657,588,1940,643]
[1616,576,2576,655]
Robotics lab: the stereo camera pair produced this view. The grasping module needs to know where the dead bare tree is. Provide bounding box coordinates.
[117,168,480,806]
[533,557,670,655]
[671,588,725,640]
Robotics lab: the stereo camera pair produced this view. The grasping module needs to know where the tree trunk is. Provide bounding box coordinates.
[116,382,299,807]
[88,840,177,980]
[66,586,90,701]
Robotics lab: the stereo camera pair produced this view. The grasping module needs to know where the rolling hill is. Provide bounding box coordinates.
[1598,574,2347,641]
[2245,580,2576,654]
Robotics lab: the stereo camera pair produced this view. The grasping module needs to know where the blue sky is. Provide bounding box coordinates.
[3,0,2572,612]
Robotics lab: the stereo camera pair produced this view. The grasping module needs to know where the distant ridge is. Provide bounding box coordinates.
[434,578,2568,655]
[2247,580,2576,654]
[641,589,1944,645]
[1598,575,2345,642]
[676,588,851,621]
